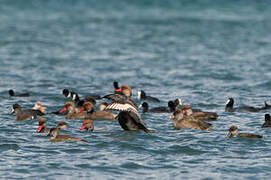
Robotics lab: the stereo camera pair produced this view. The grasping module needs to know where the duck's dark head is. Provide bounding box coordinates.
[57,121,68,130]
[114,81,122,94]
[138,90,146,99]
[113,81,119,89]
[140,102,148,108]
[168,101,176,112]
[226,98,234,107]
[139,102,148,112]
[174,98,183,107]
[9,89,15,96]
[225,98,234,111]
[62,89,69,97]
[265,114,271,122]
[11,104,21,113]
[226,125,239,138]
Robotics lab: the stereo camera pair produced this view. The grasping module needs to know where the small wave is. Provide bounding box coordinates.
[0,144,20,152]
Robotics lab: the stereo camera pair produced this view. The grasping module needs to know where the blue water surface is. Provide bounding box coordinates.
[1,0,271,179]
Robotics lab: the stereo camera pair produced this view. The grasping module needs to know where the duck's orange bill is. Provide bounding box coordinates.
[79,108,85,113]
[114,88,122,92]
[80,126,86,131]
[59,107,67,113]
[168,116,175,121]
[37,126,43,133]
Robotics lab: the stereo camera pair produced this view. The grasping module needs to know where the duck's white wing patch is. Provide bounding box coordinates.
[105,102,140,119]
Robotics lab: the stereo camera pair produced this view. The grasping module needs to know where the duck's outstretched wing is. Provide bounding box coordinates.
[84,94,102,100]
[103,94,126,102]
[105,101,140,119]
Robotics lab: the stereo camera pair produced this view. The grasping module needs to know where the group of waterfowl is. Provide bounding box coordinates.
[9,81,271,143]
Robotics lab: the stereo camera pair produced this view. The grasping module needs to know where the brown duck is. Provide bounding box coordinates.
[262,114,271,128]
[168,110,212,130]
[182,105,218,121]
[12,104,44,120]
[33,101,47,113]
[9,89,29,97]
[47,128,88,143]
[60,102,87,119]
[226,125,263,139]
[80,102,117,120]
[37,118,68,133]
[80,119,94,132]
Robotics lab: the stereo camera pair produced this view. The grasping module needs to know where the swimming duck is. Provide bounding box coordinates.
[139,102,169,113]
[37,118,68,133]
[47,128,88,143]
[225,98,262,112]
[60,102,86,119]
[80,102,117,120]
[80,119,94,132]
[33,101,47,113]
[11,104,44,120]
[9,89,29,97]
[182,105,218,121]
[168,110,212,130]
[262,114,271,128]
[226,125,262,139]
[174,98,202,112]
[137,90,160,103]
[72,92,96,105]
[260,101,271,110]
